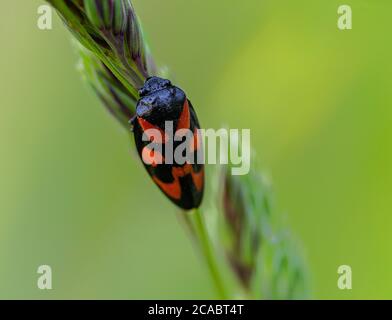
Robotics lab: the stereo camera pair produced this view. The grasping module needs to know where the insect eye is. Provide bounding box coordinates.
[163,79,172,87]
[139,87,147,96]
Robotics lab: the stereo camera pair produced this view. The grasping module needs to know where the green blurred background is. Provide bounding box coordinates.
[0,0,391,299]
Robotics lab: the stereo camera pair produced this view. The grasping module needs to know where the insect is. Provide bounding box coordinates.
[131,76,204,210]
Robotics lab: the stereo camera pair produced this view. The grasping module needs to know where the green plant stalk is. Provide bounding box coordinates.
[48,0,141,97]
[190,208,227,299]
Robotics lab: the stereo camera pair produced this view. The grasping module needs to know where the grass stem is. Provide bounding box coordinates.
[192,208,227,299]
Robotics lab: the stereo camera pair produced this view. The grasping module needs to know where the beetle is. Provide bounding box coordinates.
[131,76,204,210]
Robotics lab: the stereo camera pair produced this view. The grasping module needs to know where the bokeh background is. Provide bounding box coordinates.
[0,0,391,299]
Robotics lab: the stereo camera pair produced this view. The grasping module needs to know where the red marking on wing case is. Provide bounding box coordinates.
[142,147,164,167]
[176,100,190,130]
[191,168,204,192]
[154,163,203,201]
[153,176,181,200]
[138,117,168,143]
[172,164,204,192]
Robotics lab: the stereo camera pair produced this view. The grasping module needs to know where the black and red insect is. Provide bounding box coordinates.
[131,77,204,210]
